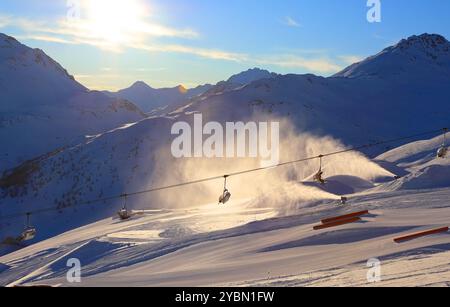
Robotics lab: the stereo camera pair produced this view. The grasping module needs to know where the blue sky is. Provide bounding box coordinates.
[1,0,449,90]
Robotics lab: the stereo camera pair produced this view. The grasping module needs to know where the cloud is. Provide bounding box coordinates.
[254,55,343,73]
[132,42,248,62]
[0,10,356,77]
[283,16,301,28]
[0,9,199,51]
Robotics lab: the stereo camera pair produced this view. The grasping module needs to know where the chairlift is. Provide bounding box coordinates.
[117,194,132,220]
[313,155,326,185]
[219,175,232,205]
[19,213,36,242]
[437,128,448,158]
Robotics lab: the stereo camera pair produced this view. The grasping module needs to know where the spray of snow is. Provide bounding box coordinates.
[136,118,393,213]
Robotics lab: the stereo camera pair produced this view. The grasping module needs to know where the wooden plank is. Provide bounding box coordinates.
[321,210,369,225]
[313,217,361,230]
[394,227,449,243]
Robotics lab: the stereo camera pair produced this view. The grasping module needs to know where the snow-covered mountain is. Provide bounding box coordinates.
[172,34,450,150]
[0,33,146,172]
[105,68,277,114]
[227,68,278,85]
[335,34,450,79]
[104,81,213,114]
[1,33,450,256]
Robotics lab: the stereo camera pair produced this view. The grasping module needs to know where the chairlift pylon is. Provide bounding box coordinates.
[219,175,231,205]
[19,213,37,242]
[437,128,448,158]
[117,194,132,220]
[313,155,326,185]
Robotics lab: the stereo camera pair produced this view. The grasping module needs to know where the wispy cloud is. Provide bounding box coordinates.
[0,9,199,52]
[283,16,301,28]
[338,55,364,65]
[0,11,357,77]
[131,42,248,62]
[255,55,342,73]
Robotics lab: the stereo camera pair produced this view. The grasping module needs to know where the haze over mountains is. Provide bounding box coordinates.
[1,33,450,250]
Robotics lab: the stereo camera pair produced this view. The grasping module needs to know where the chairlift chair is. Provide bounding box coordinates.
[437,128,448,158]
[117,194,132,220]
[219,176,232,205]
[437,146,448,158]
[313,155,326,185]
[20,213,37,242]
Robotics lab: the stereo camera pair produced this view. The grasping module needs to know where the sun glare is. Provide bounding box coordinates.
[85,0,147,44]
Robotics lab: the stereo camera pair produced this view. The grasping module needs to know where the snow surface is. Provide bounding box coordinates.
[1,33,450,287]
[0,33,146,172]
[0,134,449,287]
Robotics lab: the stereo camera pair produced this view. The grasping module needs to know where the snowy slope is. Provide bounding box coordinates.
[0,33,146,172]
[374,134,450,191]
[0,126,450,286]
[335,34,450,79]
[106,68,277,114]
[2,33,450,264]
[105,82,213,114]
[1,177,449,286]
[1,33,450,247]
[171,34,450,153]
[227,68,278,85]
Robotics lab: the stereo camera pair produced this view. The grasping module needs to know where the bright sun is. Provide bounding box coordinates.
[86,0,146,44]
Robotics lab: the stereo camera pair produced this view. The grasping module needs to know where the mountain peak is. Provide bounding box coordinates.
[0,33,82,88]
[395,33,449,49]
[130,81,153,90]
[334,33,450,79]
[0,33,21,48]
[176,84,188,94]
[227,68,277,85]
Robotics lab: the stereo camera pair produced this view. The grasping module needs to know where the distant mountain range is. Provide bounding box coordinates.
[104,68,278,114]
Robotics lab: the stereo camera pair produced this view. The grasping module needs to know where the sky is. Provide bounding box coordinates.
[1,0,449,91]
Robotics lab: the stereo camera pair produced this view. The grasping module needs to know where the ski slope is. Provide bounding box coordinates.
[0,188,449,287]
[1,134,449,287]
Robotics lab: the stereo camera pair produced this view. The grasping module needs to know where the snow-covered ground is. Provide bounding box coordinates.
[1,33,450,287]
[1,135,449,287]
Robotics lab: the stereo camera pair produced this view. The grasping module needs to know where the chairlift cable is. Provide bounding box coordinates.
[0,126,448,221]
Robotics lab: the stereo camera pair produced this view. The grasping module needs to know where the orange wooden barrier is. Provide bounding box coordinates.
[321,210,369,225]
[394,227,449,243]
[313,217,361,230]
